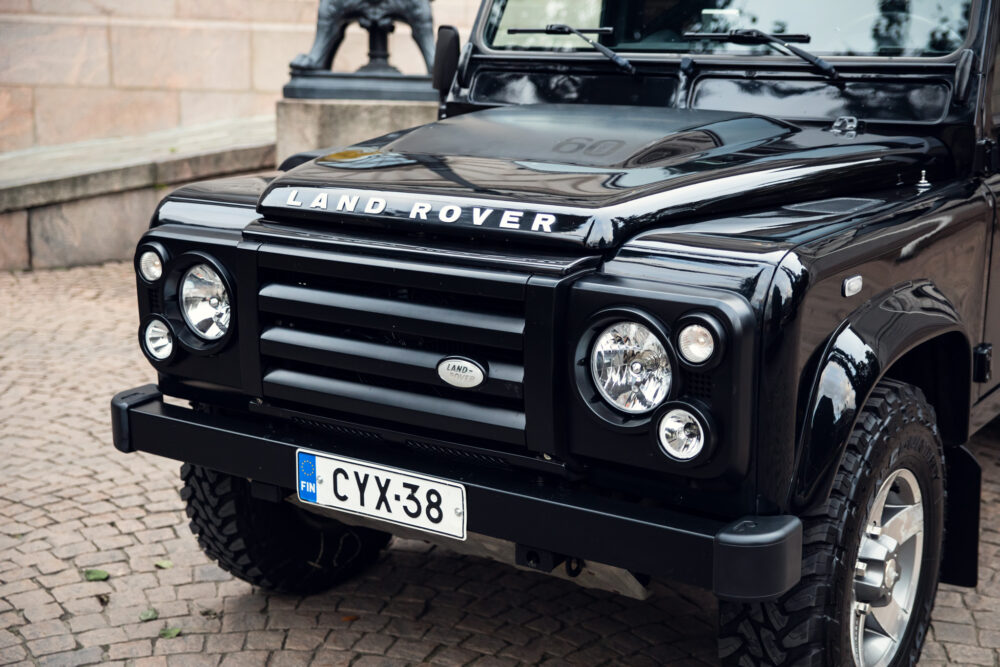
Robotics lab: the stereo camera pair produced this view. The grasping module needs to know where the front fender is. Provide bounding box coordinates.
[789,280,970,513]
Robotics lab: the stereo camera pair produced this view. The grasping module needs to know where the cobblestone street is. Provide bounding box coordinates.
[1,262,999,666]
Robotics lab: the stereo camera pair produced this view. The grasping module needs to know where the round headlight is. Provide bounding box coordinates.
[144,319,173,360]
[678,323,715,365]
[658,409,705,461]
[180,263,231,340]
[590,321,672,414]
[138,250,163,282]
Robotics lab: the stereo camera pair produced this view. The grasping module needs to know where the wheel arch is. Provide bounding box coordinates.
[880,330,981,587]
[789,280,973,511]
[788,280,979,586]
[880,330,971,447]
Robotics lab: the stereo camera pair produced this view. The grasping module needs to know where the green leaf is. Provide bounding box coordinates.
[83,569,109,581]
[139,608,159,622]
[154,560,174,570]
[159,628,181,639]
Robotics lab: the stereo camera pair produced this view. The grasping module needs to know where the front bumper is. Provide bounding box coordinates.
[112,384,802,602]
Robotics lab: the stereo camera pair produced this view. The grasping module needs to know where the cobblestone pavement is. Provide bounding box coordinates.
[0,262,999,666]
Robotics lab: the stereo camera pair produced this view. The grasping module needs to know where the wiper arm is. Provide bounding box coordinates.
[507,24,637,75]
[683,29,838,79]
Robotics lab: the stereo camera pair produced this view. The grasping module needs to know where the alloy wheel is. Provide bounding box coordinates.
[850,468,925,667]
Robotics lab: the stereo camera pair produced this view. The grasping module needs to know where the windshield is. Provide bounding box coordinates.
[484,0,973,58]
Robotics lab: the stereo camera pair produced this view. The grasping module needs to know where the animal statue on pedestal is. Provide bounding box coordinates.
[291,0,435,74]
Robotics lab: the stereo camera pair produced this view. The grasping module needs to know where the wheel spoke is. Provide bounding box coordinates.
[870,596,909,643]
[869,482,893,526]
[882,502,923,545]
[862,630,895,667]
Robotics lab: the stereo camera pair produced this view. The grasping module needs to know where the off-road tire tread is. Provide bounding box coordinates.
[718,379,944,666]
[181,464,389,594]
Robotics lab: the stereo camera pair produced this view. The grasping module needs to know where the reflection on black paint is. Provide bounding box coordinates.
[692,79,950,122]
[472,71,678,107]
[264,103,945,249]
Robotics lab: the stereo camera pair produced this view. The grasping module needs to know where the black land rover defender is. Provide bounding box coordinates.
[111,0,1000,664]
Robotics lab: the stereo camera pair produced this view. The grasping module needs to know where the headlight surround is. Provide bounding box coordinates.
[675,314,725,370]
[135,242,168,284]
[654,402,715,463]
[590,320,672,414]
[180,263,231,340]
[142,318,174,361]
[678,323,715,365]
[138,250,163,282]
[658,408,705,460]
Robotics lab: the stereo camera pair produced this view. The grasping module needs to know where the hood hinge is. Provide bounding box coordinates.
[831,116,860,138]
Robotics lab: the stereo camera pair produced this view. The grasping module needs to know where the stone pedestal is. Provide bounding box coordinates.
[283,71,437,102]
[276,98,439,166]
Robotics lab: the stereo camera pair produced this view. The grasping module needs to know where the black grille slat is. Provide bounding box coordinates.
[259,283,525,350]
[258,244,527,300]
[263,369,527,445]
[261,326,524,399]
[247,224,601,276]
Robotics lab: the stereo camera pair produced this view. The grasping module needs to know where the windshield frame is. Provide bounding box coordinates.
[471,0,985,66]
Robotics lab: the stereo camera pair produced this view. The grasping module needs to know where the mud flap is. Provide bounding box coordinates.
[940,444,980,587]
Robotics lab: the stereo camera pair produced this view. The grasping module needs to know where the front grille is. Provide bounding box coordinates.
[682,370,714,401]
[403,439,511,468]
[290,416,385,441]
[147,287,162,313]
[255,244,531,450]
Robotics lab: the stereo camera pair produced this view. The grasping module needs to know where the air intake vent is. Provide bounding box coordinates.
[785,198,878,215]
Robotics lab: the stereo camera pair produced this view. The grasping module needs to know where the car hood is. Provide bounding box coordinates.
[259,104,946,250]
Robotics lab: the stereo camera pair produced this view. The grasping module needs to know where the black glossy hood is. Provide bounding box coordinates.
[260,104,946,250]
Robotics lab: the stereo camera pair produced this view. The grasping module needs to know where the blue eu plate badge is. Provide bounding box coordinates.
[297,452,317,503]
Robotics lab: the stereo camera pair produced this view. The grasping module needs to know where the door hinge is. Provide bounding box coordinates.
[974,343,993,383]
[978,139,1000,174]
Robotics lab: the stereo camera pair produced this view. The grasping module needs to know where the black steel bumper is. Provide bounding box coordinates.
[112,384,802,601]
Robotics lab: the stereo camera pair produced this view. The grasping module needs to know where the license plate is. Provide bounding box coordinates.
[295,449,467,540]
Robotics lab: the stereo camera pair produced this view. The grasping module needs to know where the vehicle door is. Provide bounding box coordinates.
[978,0,1000,400]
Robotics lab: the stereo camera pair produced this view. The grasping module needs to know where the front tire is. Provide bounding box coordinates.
[719,379,945,666]
[181,464,391,594]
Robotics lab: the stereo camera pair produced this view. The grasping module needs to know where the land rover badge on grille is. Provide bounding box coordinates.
[437,357,486,389]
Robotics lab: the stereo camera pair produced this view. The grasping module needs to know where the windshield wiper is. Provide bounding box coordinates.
[683,29,838,79]
[507,24,636,75]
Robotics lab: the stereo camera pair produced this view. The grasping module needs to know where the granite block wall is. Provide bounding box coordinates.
[0,0,481,152]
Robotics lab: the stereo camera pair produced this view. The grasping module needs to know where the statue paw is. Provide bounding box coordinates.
[290,52,324,70]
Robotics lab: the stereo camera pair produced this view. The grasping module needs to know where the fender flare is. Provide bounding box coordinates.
[788,280,971,513]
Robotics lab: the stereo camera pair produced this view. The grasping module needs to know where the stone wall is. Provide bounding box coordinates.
[0,117,276,271]
[0,0,481,153]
